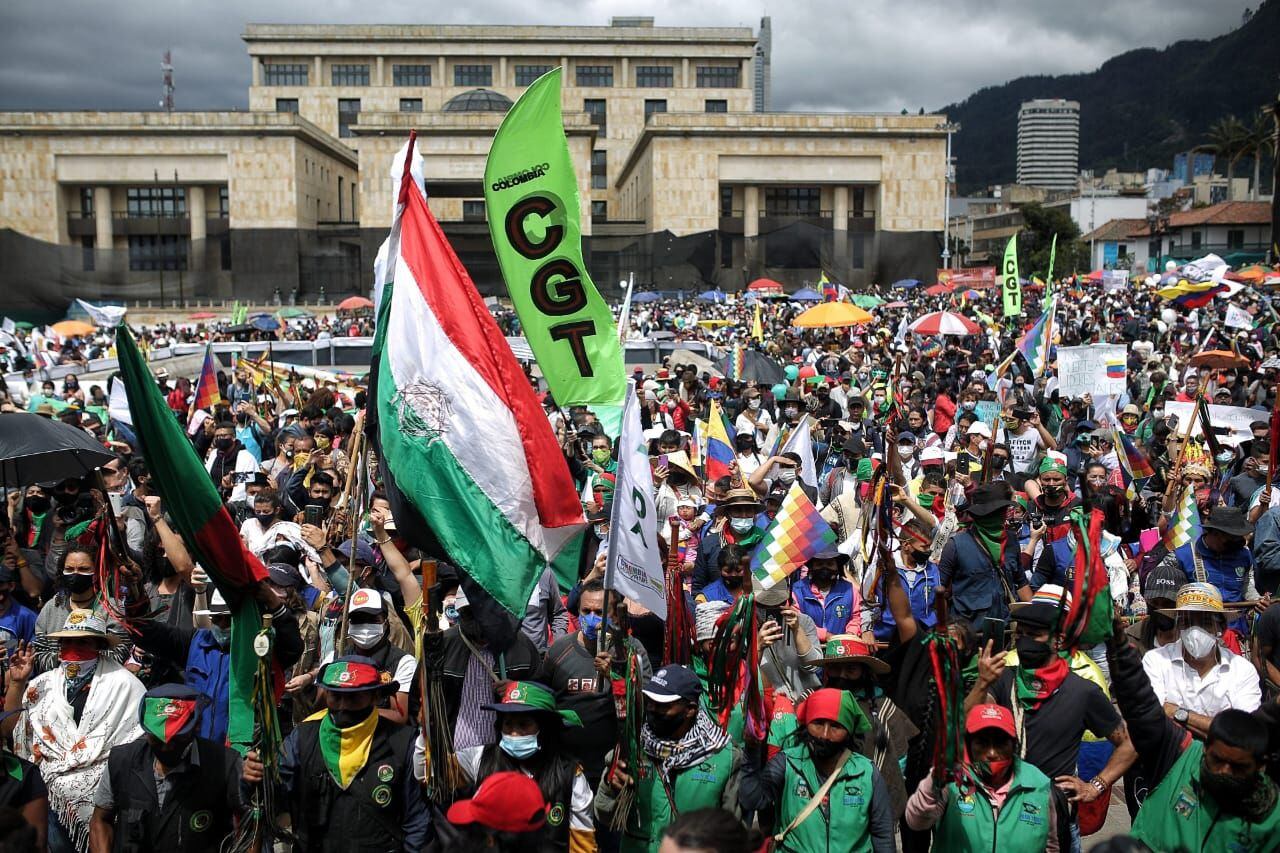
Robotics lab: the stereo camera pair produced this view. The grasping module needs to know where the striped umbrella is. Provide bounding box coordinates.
[908,311,980,336]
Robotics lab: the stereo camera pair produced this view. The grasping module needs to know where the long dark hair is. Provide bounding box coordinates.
[476,715,576,808]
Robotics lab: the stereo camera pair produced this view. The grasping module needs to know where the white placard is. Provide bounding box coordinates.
[1225,304,1255,330]
[1102,270,1127,292]
[1056,344,1127,399]
[1164,400,1265,446]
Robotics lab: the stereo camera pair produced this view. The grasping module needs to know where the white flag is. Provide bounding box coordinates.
[75,299,127,327]
[604,383,667,618]
[777,415,818,488]
[108,378,133,426]
[1225,304,1255,331]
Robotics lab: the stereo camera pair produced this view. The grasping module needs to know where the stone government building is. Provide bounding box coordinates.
[0,18,948,314]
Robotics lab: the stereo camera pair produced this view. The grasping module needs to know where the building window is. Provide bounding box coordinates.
[331,64,370,86]
[454,64,493,86]
[704,99,728,113]
[399,98,423,112]
[128,235,187,271]
[1149,240,1160,259]
[263,63,308,86]
[696,65,740,88]
[515,64,552,86]
[1227,229,1245,249]
[338,98,361,138]
[218,187,229,217]
[644,99,667,119]
[81,237,94,272]
[635,65,673,88]
[583,99,606,137]
[392,64,431,86]
[576,65,614,87]
[720,187,734,218]
[852,187,867,218]
[1190,231,1202,249]
[764,187,820,216]
[1116,243,1129,259]
[220,235,232,271]
[591,200,607,220]
[462,200,487,222]
[591,150,607,190]
[275,98,299,113]
[79,187,94,216]
[126,186,186,217]
[338,176,344,221]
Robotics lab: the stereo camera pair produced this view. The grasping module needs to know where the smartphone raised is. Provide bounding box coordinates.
[303,505,324,527]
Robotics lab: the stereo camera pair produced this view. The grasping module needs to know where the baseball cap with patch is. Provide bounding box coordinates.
[347,587,385,615]
[318,655,397,693]
[965,703,1016,739]
[139,684,201,743]
[642,665,702,703]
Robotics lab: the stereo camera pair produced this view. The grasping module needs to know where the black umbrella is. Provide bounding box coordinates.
[0,413,116,486]
[720,349,787,385]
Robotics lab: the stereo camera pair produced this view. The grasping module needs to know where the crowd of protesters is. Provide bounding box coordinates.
[0,259,1279,852]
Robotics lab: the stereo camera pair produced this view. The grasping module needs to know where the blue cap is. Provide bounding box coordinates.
[336,537,377,567]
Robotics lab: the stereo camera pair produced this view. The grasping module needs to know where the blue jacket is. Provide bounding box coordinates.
[698,578,742,606]
[1175,538,1253,632]
[871,563,939,642]
[938,530,1023,624]
[792,578,856,638]
[185,629,230,743]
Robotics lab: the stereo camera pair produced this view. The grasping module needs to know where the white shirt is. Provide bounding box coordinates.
[736,408,773,439]
[1141,641,1261,717]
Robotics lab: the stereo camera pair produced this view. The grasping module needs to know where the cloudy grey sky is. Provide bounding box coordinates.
[0,0,1254,114]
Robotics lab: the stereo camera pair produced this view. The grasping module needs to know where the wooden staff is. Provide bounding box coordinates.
[1162,376,1206,514]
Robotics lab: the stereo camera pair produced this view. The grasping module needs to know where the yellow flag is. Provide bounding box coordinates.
[752,304,763,342]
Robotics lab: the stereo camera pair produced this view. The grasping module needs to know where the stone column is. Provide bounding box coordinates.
[438,56,447,88]
[681,58,690,88]
[499,57,508,86]
[832,185,849,231]
[743,186,759,238]
[620,57,629,86]
[93,186,112,249]
[314,56,323,85]
[376,56,384,86]
[251,58,261,86]
[189,185,207,244]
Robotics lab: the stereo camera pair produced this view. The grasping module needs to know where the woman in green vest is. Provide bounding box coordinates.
[739,687,895,852]
[593,665,743,853]
[904,702,1057,851]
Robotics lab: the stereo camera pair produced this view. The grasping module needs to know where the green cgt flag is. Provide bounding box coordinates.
[484,68,626,416]
[1002,232,1022,318]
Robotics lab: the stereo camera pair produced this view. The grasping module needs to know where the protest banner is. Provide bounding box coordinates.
[605,385,666,618]
[1225,304,1255,330]
[1056,344,1127,399]
[1102,270,1128,292]
[1164,401,1263,446]
[1001,234,1022,317]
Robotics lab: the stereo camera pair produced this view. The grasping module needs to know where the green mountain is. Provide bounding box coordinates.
[939,0,1280,194]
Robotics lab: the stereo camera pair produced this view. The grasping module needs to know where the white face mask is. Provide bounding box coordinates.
[1180,626,1217,659]
[347,623,386,650]
[729,516,755,534]
[778,469,797,485]
[748,398,762,411]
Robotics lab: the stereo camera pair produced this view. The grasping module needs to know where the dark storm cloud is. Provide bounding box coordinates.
[0,0,1251,113]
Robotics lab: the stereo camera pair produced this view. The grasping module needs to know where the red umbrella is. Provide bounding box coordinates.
[338,296,374,311]
[924,283,953,296]
[908,311,981,336]
[883,300,909,309]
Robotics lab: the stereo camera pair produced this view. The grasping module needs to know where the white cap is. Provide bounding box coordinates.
[967,421,992,438]
[348,587,385,615]
[920,446,945,464]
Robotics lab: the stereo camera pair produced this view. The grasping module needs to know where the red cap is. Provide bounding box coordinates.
[446,771,547,833]
[965,703,1016,739]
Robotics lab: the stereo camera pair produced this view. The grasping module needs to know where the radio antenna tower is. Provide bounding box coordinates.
[160,50,175,112]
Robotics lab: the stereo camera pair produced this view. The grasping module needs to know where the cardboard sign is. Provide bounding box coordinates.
[1056,345,1127,399]
[1164,400,1265,446]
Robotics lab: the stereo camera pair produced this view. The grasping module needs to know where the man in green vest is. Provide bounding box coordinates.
[1107,617,1280,851]
[904,702,1057,851]
[739,687,895,852]
[593,665,742,853]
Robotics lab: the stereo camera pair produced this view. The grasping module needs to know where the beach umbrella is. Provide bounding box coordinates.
[791,288,823,301]
[851,295,884,309]
[908,311,980,336]
[0,412,116,486]
[924,283,953,296]
[748,278,785,292]
[791,302,874,328]
[696,290,728,303]
[631,292,661,303]
[883,300,909,309]
[52,320,94,337]
[337,296,374,311]
[892,279,921,289]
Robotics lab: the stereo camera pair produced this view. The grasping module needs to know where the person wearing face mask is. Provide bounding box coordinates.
[0,562,36,646]
[441,681,597,853]
[938,482,1032,626]
[595,665,743,852]
[34,545,135,674]
[182,590,236,743]
[1124,565,1184,656]
[583,433,618,509]
[654,450,705,524]
[733,432,765,479]
[739,687,894,852]
[1105,618,1280,851]
[734,390,774,445]
[905,703,1057,851]
[242,656,433,853]
[1141,583,1261,738]
[1161,507,1258,634]
[88,684,244,853]
[967,586,1136,853]
[778,393,803,428]
[4,610,146,853]
[203,421,257,504]
[696,545,751,606]
[792,549,858,641]
[333,588,414,724]
[691,489,764,595]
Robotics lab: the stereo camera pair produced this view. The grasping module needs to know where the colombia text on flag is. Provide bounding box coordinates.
[115,326,275,753]
[370,135,584,617]
[750,481,837,590]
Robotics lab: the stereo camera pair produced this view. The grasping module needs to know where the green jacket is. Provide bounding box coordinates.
[1133,740,1280,853]
[934,761,1052,853]
[776,744,875,853]
[614,744,740,853]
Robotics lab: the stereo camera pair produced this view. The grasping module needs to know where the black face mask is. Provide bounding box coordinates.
[722,574,744,590]
[25,496,51,514]
[254,513,276,528]
[330,706,374,729]
[1152,612,1177,633]
[646,710,687,740]
[213,437,234,451]
[809,570,836,586]
[151,739,192,768]
[62,573,94,595]
[1015,636,1053,670]
[1199,763,1260,811]
[1041,485,1066,501]
[803,732,845,761]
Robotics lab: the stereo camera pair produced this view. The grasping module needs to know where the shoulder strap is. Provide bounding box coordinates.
[773,750,852,845]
